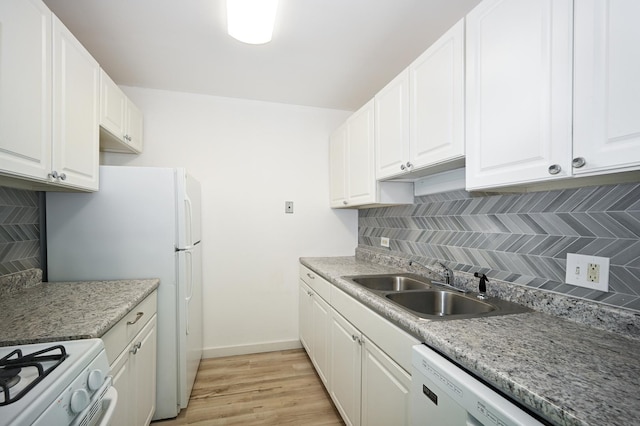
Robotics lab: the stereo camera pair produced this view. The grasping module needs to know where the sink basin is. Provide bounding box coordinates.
[386,290,495,318]
[346,274,432,292]
[341,273,531,320]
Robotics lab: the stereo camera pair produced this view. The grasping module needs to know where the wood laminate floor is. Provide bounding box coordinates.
[151,349,345,425]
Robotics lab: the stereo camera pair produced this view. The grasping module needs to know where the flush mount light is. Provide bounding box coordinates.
[226,0,279,45]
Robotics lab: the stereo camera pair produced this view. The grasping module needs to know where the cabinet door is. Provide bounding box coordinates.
[361,337,411,426]
[52,16,100,191]
[465,0,573,190]
[298,281,313,353]
[125,98,144,153]
[375,70,410,180]
[410,19,465,171]
[99,69,126,139]
[573,0,640,176]
[311,293,331,388]
[330,311,361,426]
[329,125,348,207]
[132,315,157,426]
[109,345,131,426]
[0,0,52,181]
[347,100,376,206]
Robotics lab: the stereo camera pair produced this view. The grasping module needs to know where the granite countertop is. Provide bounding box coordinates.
[0,278,159,346]
[300,256,640,426]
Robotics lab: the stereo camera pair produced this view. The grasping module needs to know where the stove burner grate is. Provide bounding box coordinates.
[0,344,68,406]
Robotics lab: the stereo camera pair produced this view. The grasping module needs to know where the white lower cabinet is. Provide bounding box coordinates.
[360,335,411,426]
[330,311,362,426]
[299,264,418,425]
[103,291,158,426]
[330,309,411,426]
[299,276,331,388]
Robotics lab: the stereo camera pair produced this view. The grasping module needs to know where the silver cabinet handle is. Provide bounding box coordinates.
[343,200,348,205]
[48,171,67,181]
[548,164,562,175]
[307,291,313,296]
[406,161,413,169]
[400,164,406,171]
[126,312,144,325]
[124,134,132,142]
[351,335,363,345]
[572,157,586,168]
[306,273,315,280]
[130,341,142,355]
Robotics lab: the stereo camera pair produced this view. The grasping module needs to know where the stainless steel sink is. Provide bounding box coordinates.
[386,290,495,317]
[349,274,433,292]
[342,273,531,320]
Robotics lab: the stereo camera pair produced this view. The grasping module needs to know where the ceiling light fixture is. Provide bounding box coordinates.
[226,0,279,45]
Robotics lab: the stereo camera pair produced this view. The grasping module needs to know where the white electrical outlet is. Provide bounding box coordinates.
[566,253,609,292]
[587,263,600,283]
[380,237,390,248]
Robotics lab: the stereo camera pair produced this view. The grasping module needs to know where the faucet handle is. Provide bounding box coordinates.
[474,272,489,299]
[438,262,454,285]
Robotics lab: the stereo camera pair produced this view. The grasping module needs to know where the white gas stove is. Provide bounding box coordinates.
[0,339,116,426]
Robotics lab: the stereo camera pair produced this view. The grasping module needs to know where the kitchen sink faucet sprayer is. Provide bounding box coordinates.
[474,272,489,299]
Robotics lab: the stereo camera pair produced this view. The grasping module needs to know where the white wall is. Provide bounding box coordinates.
[102,87,357,357]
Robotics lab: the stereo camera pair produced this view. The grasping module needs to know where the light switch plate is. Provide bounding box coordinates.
[285,201,294,214]
[566,253,609,292]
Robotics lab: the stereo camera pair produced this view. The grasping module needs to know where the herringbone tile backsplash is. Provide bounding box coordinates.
[359,183,640,312]
[0,187,40,275]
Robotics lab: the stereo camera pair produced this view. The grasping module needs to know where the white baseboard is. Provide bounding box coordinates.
[202,339,303,359]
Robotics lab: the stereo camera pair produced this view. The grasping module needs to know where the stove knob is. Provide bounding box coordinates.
[70,389,90,414]
[87,369,104,391]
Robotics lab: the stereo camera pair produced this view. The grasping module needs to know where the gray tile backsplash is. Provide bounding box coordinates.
[0,187,40,276]
[359,182,640,312]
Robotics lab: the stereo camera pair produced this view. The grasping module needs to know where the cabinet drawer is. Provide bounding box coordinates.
[102,291,158,365]
[331,286,418,373]
[299,265,331,302]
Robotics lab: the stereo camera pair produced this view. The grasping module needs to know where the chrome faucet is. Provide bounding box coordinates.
[409,260,457,288]
[437,262,455,286]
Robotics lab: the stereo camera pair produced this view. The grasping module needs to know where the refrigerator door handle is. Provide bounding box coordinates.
[185,249,193,335]
[185,194,194,246]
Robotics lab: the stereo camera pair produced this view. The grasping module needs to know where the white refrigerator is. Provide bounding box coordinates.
[46,165,203,420]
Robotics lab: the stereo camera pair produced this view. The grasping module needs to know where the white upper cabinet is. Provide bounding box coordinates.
[329,123,349,207]
[409,19,465,174]
[572,0,640,176]
[347,100,377,206]
[375,19,465,181]
[99,69,144,153]
[52,16,100,191]
[375,70,411,180]
[0,0,52,182]
[331,100,413,208]
[0,0,99,191]
[465,0,574,190]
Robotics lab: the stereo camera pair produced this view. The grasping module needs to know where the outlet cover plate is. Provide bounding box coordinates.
[380,237,390,248]
[566,253,609,292]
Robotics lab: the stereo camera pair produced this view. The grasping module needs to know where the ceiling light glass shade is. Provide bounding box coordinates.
[227,0,279,45]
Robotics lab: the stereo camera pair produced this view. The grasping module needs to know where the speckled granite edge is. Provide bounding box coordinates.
[356,246,640,341]
[0,268,43,296]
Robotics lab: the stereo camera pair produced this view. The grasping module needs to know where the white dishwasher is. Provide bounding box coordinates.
[410,344,545,426]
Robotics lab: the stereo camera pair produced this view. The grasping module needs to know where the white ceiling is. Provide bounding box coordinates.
[43,0,481,111]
